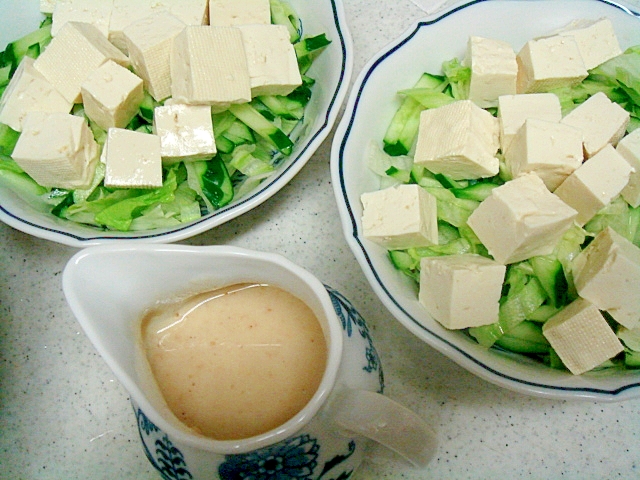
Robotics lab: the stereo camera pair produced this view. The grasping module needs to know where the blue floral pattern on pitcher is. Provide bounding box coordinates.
[135,407,193,480]
[326,286,384,392]
[218,434,319,479]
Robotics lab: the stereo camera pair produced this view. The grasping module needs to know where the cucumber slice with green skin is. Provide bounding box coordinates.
[529,255,569,308]
[294,34,331,75]
[383,73,449,156]
[187,157,234,211]
[228,103,294,155]
[138,92,158,123]
[397,87,455,109]
[0,123,20,155]
[451,181,500,202]
[469,276,547,347]
[389,249,417,271]
[494,320,550,354]
[624,349,640,368]
[258,95,305,120]
[3,22,52,74]
[215,135,235,154]
[270,0,302,43]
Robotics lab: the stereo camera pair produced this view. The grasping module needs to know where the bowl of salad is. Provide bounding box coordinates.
[0,0,352,246]
[331,0,640,401]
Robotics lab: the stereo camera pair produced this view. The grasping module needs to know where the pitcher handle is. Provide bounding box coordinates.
[329,388,437,468]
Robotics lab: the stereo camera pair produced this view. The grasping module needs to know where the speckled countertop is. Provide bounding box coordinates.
[2,1,640,479]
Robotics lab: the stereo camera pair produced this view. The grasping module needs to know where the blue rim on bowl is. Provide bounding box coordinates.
[0,0,353,247]
[331,0,640,401]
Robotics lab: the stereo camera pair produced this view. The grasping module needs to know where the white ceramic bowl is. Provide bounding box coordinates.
[331,0,640,401]
[0,0,352,246]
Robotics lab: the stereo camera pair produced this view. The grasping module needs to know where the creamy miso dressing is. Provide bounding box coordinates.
[141,283,327,440]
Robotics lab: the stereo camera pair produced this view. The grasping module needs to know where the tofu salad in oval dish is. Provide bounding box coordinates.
[0,0,352,246]
[331,0,640,401]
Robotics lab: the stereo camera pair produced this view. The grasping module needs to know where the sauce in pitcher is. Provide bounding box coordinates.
[141,283,327,440]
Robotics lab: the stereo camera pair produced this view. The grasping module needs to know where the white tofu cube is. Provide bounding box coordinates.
[561,91,630,158]
[572,227,640,330]
[238,24,303,97]
[467,172,577,264]
[516,35,588,93]
[153,104,216,163]
[505,118,584,191]
[413,100,500,180]
[554,144,633,226]
[103,128,163,189]
[123,12,186,102]
[11,112,99,190]
[361,184,438,249]
[209,0,271,26]
[51,0,114,37]
[81,60,144,130]
[33,21,130,104]
[171,26,251,111]
[556,17,622,70]
[542,297,623,375]
[465,36,517,109]
[497,93,562,152]
[418,254,506,329]
[0,57,72,132]
[617,128,640,207]
[109,0,208,53]
[41,0,57,14]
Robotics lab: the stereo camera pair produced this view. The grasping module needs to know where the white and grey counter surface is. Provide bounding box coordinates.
[2,0,640,478]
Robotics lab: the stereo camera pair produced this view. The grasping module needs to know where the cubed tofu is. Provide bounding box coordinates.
[109,0,208,53]
[542,297,623,375]
[413,100,500,180]
[361,184,438,249]
[561,91,630,158]
[33,21,130,104]
[617,128,640,207]
[466,172,577,264]
[516,35,588,93]
[465,36,518,109]
[103,128,163,189]
[123,12,186,102]
[554,144,633,226]
[153,104,216,163]
[505,118,584,191]
[41,0,57,14]
[81,60,144,130]
[171,26,251,111]
[0,57,72,132]
[11,112,99,190]
[418,254,506,329]
[238,24,302,97]
[51,0,114,37]
[556,17,622,70]
[497,93,562,152]
[572,227,640,330]
[209,0,271,26]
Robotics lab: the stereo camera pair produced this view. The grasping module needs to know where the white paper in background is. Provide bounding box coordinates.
[408,0,463,14]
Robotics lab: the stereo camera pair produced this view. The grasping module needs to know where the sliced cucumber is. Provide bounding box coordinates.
[495,321,550,355]
[228,103,294,155]
[3,22,52,74]
[294,34,331,74]
[382,73,448,156]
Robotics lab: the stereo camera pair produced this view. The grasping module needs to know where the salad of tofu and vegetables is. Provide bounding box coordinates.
[361,17,640,376]
[0,0,330,232]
